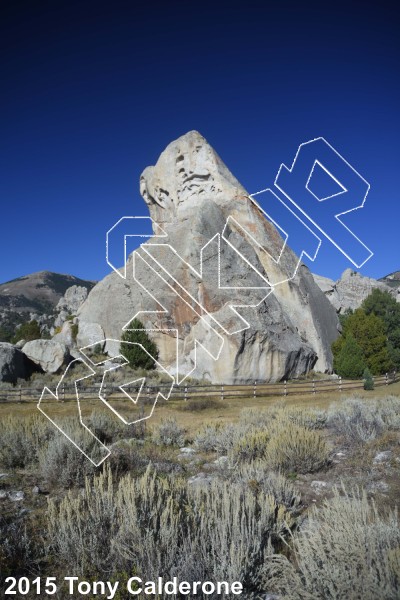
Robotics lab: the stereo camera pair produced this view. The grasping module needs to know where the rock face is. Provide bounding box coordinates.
[313,269,397,313]
[379,270,400,290]
[76,321,105,350]
[22,339,70,374]
[54,285,89,328]
[52,321,76,349]
[78,131,340,383]
[0,342,31,383]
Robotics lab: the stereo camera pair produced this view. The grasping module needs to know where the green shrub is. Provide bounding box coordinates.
[328,396,400,445]
[328,398,385,445]
[47,466,294,588]
[108,439,147,475]
[363,367,374,390]
[264,422,331,474]
[229,461,301,509]
[151,417,186,447]
[194,422,247,455]
[363,288,400,370]
[0,415,52,469]
[12,319,41,343]
[120,318,159,369]
[88,410,124,444]
[332,309,392,376]
[268,488,400,600]
[39,427,95,488]
[284,406,327,429]
[332,332,366,378]
[230,429,271,463]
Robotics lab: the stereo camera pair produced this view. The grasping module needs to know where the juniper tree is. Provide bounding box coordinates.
[120,318,159,370]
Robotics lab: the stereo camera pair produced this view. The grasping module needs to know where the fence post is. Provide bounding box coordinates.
[385,372,388,386]
[312,378,316,395]
[19,385,22,403]
[253,380,257,399]
[62,383,65,402]
[184,385,188,402]
[339,376,342,392]
[284,380,287,396]
[221,385,224,401]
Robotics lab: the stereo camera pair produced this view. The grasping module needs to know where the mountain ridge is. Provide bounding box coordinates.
[0,271,96,342]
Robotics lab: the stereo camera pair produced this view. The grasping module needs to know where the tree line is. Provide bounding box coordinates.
[332,289,400,380]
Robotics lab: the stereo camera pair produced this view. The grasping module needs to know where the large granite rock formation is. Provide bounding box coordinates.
[77,131,340,383]
[313,269,399,313]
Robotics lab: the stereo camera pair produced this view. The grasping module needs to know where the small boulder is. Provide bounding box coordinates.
[179,447,196,455]
[214,456,229,467]
[8,491,24,502]
[311,480,329,494]
[369,480,389,493]
[22,339,70,373]
[373,451,392,464]
[188,472,213,488]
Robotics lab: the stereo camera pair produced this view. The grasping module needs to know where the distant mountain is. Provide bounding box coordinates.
[0,271,96,341]
[379,271,400,289]
[0,271,96,313]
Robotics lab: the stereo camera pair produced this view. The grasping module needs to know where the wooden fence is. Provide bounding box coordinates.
[0,371,398,404]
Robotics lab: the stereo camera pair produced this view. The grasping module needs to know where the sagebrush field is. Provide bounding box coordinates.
[1,384,400,598]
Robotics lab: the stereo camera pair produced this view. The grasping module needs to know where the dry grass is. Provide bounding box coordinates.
[1,380,399,438]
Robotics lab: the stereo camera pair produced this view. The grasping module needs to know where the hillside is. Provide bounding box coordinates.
[0,271,95,312]
[0,271,95,341]
[379,270,400,289]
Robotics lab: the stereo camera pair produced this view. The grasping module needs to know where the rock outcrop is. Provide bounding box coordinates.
[379,270,400,290]
[54,285,89,328]
[0,271,95,340]
[52,321,76,349]
[0,342,32,383]
[22,339,70,374]
[76,321,105,349]
[313,268,398,313]
[78,131,340,383]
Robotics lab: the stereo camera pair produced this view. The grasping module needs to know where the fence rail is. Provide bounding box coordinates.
[0,371,398,404]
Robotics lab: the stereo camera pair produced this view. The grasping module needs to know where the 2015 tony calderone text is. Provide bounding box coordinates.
[4,576,243,597]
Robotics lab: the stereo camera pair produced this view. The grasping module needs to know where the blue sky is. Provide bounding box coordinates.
[0,0,398,284]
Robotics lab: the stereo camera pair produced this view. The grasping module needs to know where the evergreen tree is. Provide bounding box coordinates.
[338,307,354,328]
[0,325,13,343]
[363,367,374,390]
[12,319,41,343]
[120,318,159,370]
[332,308,392,375]
[362,289,400,370]
[333,333,366,379]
